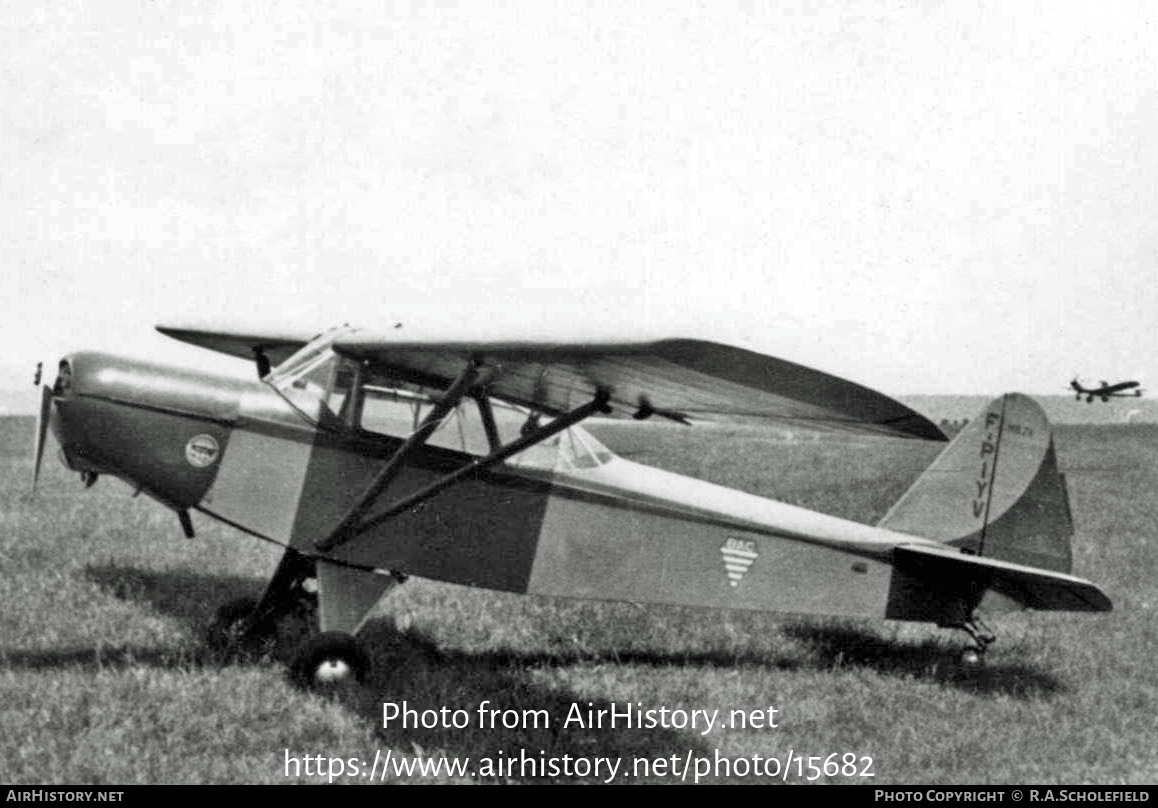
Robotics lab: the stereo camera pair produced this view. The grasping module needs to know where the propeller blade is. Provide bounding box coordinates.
[30,384,52,493]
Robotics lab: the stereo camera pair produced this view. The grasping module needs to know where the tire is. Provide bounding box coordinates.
[291,631,369,689]
[960,648,983,667]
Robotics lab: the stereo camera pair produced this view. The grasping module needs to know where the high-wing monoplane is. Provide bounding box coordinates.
[1069,377,1143,403]
[31,324,1112,686]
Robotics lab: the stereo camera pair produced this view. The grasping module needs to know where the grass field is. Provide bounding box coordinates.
[1,415,1155,784]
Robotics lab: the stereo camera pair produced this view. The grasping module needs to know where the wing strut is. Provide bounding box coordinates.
[315,387,611,552]
[474,393,502,451]
[316,360,482,552]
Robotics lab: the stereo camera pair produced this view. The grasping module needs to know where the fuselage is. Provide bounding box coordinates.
[50,350,936,621]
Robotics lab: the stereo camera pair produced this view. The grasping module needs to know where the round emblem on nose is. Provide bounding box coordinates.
[185,434,220,468]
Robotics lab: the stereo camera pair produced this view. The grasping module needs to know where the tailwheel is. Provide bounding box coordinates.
[957,615,995,667]
[291,631,369,690]
[960,647,983,666]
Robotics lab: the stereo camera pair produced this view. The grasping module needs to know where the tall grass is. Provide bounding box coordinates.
[1,417,1154,783]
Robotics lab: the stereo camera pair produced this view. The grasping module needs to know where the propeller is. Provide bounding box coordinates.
[30,381,53,493]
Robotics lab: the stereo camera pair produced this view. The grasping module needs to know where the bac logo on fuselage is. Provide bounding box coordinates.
[185,434,220,469]
[721,537,758,588]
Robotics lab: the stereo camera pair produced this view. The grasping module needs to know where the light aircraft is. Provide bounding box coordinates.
[31,324,1111,686]
[1069,378,1143,403]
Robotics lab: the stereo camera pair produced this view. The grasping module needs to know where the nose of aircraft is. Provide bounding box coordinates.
[48,351,254,508]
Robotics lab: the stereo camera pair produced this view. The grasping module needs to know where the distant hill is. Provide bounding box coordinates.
[0,389,37,416]
[901,394,1158,425]
[1,389,1153,425]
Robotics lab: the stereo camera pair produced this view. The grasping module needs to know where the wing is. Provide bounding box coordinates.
[332,332,946,440]
[157,323,317,366]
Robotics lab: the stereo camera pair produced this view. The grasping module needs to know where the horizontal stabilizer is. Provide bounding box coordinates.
[891,543,1111,616]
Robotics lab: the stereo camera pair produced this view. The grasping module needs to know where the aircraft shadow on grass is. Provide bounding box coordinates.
[4,565,695,779]
[780,624,1064,699]
[4,564,1063,765]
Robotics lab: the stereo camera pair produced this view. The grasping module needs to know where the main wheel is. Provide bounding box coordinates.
[291,631,369,689]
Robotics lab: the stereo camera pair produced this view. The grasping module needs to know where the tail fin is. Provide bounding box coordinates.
[879,393,1073,573]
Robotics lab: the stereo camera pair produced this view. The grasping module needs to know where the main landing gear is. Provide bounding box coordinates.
[205,549,372,690]
[956,615,995,667]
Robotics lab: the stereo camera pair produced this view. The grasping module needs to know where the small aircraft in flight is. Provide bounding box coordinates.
[31,324,1111,686]
[1070,378,1143,403]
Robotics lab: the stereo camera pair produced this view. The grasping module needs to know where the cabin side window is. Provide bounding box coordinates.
[354,367,610,469]
[272,351,611,469]
[355,367,493,456]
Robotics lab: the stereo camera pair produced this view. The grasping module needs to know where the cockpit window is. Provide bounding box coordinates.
[271,326,357,380]
[268,333,611,471]
[267,328,358,425]
[356,365,611,471]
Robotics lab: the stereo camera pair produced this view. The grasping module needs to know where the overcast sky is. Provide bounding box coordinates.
[3,1,1156,404]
